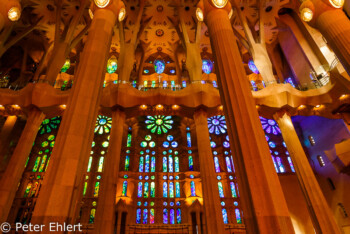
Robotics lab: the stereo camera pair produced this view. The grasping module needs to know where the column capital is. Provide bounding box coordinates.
[92,0,124,16]
[202,0,231,17]
[272,109,292,121]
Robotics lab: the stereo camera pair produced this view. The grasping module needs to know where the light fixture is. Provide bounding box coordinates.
[8,7,21,21]
[218,105,224,110]
[298,105,305,109]
[13,104,20,108]
[60,104,67,109]
[329,0,344,8]
[300,7,313,22]
[196,8,204,22]
[0,104,3,108]
[156,104,163,110]
[212,0,228,8]
[118,8,126,22]
[94,0,110,8]
[339,94,349,100]
[140,105,147,110]
[172,105,179,110]
[88,9,94,19]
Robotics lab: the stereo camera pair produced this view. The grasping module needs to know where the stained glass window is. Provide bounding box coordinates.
[175,182,180,198]
[127,132,132,147]
[218,182,224,198]
[202,59,213,74]
[170,209,175,224]
[106,56,118,74]
[151,157,156,172]
[163,157,167,172]
[151,182,155,197]
[214,157,220,172]
[145,115,173,134]
[89,209,96,224]
[235,209,242,223]
[150,209,155,224]
[122,181,127,196]
[272,156,279,172]
[259,117,281,135]
[163,209,168,224]
[182,80,187,87]
[225,157,232,172]
[125,156,130,171]
[39,117,61,135]
[95,115,112,135]
[190,181,196,196]
[174,157,179,172]
[189,156,193,171]
[169,155,173,172]
[288,157,295,172]
[94,182,100,197]
[154,59,165,74]
[248,60,259,74]
[138,182,143,197]
[163,182,168,197]
[144,182,149,198]
[276,157,285,173]
[186,132,192,147]
[208,115,227,135]
[169,182,174,198]
[139,157,144,172]
[136,209,141,223]
[177,209,181,224]
[143,209,148,224]
[145,155,150,172]
[222,208,228,224]
[230,182,237,198]
[97,157,104,172]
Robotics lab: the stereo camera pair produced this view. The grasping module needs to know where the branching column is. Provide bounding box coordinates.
[0,115,17,169]
[30,5,118,231]
[94,109,126,233]
[273,111,341,234]
[0,109,44,222]
[203,2,294,233]
[193,109,225,234]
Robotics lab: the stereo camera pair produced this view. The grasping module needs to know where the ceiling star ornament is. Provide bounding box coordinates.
[94,0,110,8]
[212,0,228,8]
[145,115,173,135]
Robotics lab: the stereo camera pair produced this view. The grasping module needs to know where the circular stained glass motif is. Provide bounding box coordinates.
[163,141,170,148]
[283,141,286,148]
[39,117,61,135]
[202,59,213,74]
[145,115,173,134]
[208,115,227,135]
[274,151,279,155]
[152,151,156,155]
[217,176,221,180]
[170,202,174,206]
[176,201,181,206]
[145,176,149,180]
[169,176,173,180]
[150,201,155,206]
[167,135,174,141]
[146,149,150,153]
[140,151,144,155]
[149,141,156,148]
[154,59,165,74]
[140,141,147,148]
[42,141,48,147]
[145,135,152,141]
[151,176,155,180]
[190,175,194,179]
[260,117,281,135]
[265,135,269,141]
[126,150,130,154]
[175,176,179,180]
[174,151,178,155]
[224,151,229,155]
[137,201,142,206]
[163,151,167,155]
[210,141,216,148]
[48,135,55,141]
[144,202,148,206]
[269,141,276,148]
[286,151,289,155]
[102,141,109,147]
[226,135,229,141]
[171,141,178,148]
[50,141,55,147]
[188,150,192,154]
[163,202,167,206]
[223,141,230,148]
[221,201,225,206]
[95,115,112,135]
[213,151,218,155]
[234,201,238,206]
[168,150,172,153]
[229,175,234,180]
[163,175,167,180]
[139,176,143,180]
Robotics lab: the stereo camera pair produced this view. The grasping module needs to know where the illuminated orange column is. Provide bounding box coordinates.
[274,111,341,233]
[203,1,294,233]
[0,115,17,169]
[300,0,350,75]
[30,4,118,231]
[0,109,44,223]
[193,109,225,234]
[94,108,126,233]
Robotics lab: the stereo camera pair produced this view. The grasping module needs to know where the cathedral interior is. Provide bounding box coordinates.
[0,0,350,233]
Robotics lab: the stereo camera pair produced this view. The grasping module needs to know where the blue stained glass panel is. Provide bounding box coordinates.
[145,155,150,172]
[187,132,192,147]
[175,157,179,172]
[136,209,141,223]
[151,156,156,172]
[163,209,168,224]
[163,182,168,197]
[214,157,220,172]
[235,209,242,223]
[189,156,193,171]
[122,181,127,196]
[225,157,232,172]
[143,209,148,224]
[169,155,173,172]
[169,182,174,198]
[190,181,196,196]
[230,182,237,198]
[144,182,149,198]
[170,209,175,224]
[139,157,144,172]
[138,182,142,197]
[177,209,181,224]
[222,208,228,224]
[218,182,224,198]
[176,182,180,198]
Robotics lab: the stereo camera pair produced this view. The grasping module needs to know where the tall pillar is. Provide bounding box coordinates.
[30,3,119,231]
[274,111,341,233]
[203,2,295,233]
[300,0,350,75]
[193,109,225,234]
[94,109,126,233]
[0,115,17,169]
[0,109,44,222]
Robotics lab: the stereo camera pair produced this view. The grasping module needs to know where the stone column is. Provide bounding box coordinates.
[193,109,225,234]
[300,0,350,75]
[274,111,341,233]
[203,2,295,233]
[94,109,126,233]
[30,4,118,231]
[0,115,17,168]
[0,109,44,222]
